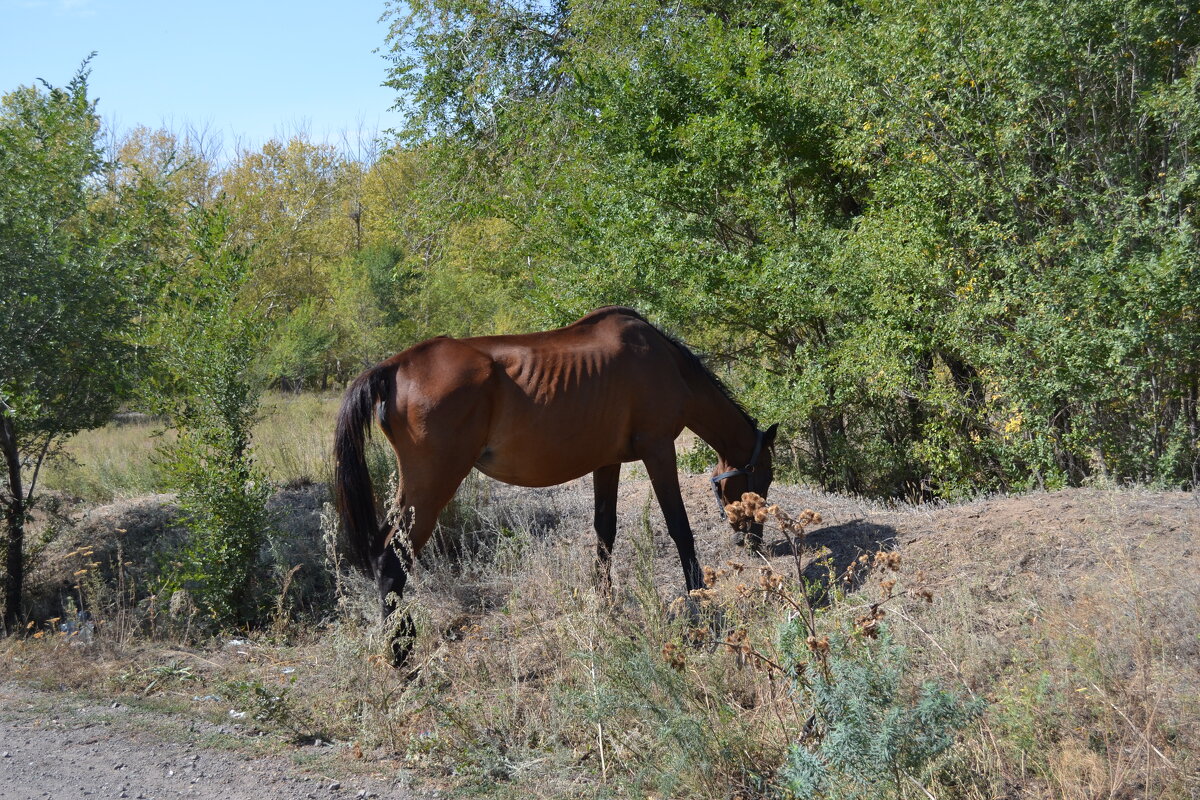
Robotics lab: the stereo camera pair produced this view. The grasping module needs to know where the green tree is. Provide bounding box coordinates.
[0,65,161,631]
[385,0,1200,497]
[222,137,355,310]
[149,205,272,624]
[110,125,220,206]
[219,136,414,386]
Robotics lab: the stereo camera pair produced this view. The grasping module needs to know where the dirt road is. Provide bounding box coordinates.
[0,684,418,800]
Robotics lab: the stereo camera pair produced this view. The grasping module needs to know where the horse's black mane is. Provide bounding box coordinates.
[616,307,758,430]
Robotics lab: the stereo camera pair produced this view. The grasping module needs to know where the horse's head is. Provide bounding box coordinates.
[711,423,778,548]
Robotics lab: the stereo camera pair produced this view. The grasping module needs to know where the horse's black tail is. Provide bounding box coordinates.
[334,363,395,579]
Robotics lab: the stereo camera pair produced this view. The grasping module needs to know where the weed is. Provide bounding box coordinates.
[118,660,198,696]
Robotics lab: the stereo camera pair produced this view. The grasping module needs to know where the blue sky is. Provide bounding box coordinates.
[0,0,400,151]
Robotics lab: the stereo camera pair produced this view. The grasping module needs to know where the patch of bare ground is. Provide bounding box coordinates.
[0,681,416,800]
[4,474,1198,799]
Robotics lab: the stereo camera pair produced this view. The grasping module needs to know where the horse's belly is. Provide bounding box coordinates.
[473,435,632,488]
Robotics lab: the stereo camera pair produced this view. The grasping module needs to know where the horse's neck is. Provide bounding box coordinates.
[685,382,756,467]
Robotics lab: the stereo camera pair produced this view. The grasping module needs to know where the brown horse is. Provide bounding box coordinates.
[334,306,777,664]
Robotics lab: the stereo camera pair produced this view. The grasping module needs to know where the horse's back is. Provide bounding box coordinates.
[462,305,651,353]
[460,307,689,485]
[467,306,684,408]
[373,308,689,486]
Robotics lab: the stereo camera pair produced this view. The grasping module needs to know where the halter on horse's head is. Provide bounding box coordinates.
[710,423,778,547]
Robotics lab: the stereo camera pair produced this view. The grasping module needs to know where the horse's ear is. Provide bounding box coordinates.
[764,422,779,446]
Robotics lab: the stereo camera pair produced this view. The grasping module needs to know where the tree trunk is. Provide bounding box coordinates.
[1,416,25,634]
[1187,375,1199,487]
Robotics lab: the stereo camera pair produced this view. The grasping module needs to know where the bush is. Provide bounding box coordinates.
[150,206,272,624]
[780,627,983,800]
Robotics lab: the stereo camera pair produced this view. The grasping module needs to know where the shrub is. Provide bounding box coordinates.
[780,626,983,800]
[150,206,272,624]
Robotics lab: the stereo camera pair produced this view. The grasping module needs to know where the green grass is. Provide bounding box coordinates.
[253,392,342,487]
[42,392,344,502]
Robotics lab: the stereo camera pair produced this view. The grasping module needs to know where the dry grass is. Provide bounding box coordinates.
[11,412,1200,799]
[41,416,171,501]
[875,491,1200,800]
[253,392,343,487]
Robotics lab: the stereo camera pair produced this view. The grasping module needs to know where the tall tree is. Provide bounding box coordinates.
[148,205,272,623]
[385,0,1200,497]
[0,64,162,630]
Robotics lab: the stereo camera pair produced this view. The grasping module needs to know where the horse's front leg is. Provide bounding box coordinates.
[639,440,704,594]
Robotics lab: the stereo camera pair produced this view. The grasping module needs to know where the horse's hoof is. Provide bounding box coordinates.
[385,612,417,669]
[388,638,413,669]
[596,581,617,607]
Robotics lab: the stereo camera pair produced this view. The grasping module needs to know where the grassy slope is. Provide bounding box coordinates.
[11,402,1200,798]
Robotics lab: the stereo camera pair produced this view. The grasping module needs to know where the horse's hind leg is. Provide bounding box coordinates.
[377,453,480,667]
[592,464,621,600]
[373,527,416,665]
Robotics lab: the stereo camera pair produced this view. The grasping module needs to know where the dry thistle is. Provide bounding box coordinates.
[773,505,820,537]
[844,555,868,585]
[661,641,687,672]
[724,628,752,657]
[727,496,822,543]
[757,566,783,592]
[797,509,822,526]
[855,616,881,638]
[874,551,902,572]
[855,606,887,638]
[741,492,765,509]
